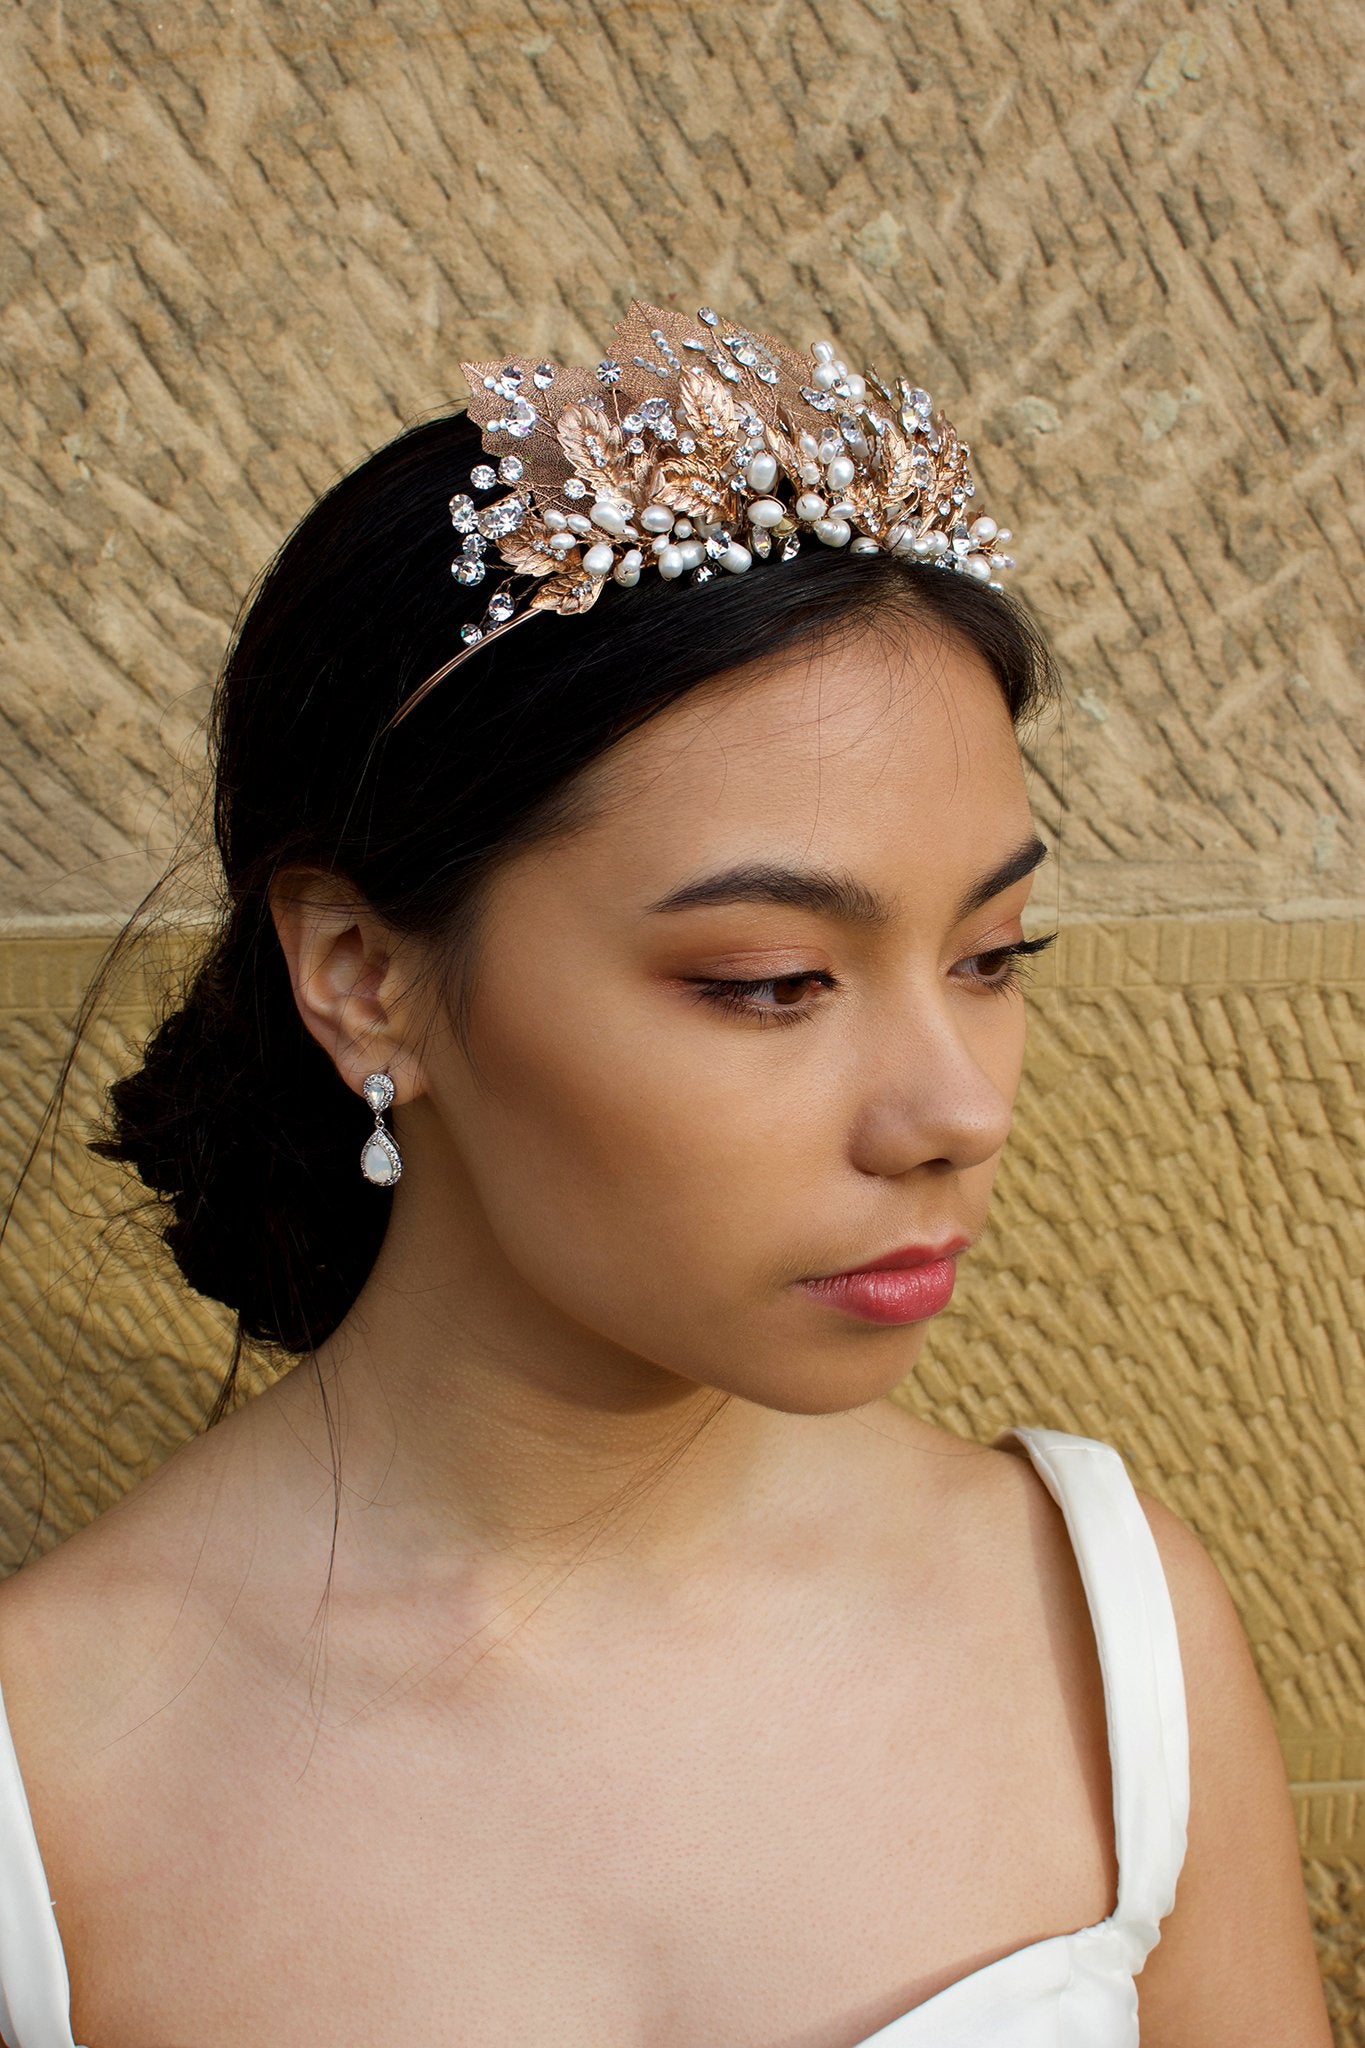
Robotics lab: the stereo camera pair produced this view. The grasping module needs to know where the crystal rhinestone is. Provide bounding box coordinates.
[596,359,622,385]
[533,362,555,388]
[639,397,671,424]
[460,623,484,645]
[780,533,801,560]
[754,362,779,384]
[487,591,516,623]
[713,358,741,383]
[563,478,588,499]
[479,497,527,538]
[627,437,645,454]
[471,464,497,489]
[682,338,706,352]
[692,564,716,582]
[449,493,477,531]
[363,1073,395,1113]
[800,386,836,411]
[750,527,772,558]
[951,488,966,505]
[677,436,696,455]
[498,455,525,483]
[697,306,719,326]
[621,414,644,434]
[501,364,523,387]
[504,397,539,437]
[910,387,933,416]
[454,558,486,585]
[462,533,488,555]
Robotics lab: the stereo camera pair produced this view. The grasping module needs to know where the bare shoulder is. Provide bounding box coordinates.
[0,1417,250,1781]
[1125,1484,1332,2046]
[859,1404,1116,1652]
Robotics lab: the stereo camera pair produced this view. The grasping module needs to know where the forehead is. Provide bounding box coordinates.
[572,618,1029,874]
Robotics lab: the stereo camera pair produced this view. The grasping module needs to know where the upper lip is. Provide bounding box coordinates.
[812,1236,970,1280]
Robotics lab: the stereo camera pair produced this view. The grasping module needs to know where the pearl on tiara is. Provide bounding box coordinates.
[394,298,1017,725]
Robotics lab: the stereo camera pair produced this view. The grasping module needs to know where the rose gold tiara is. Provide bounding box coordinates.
[392,297,1014,724]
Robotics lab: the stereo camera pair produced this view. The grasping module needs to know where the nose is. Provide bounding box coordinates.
[845,987,1019,1179]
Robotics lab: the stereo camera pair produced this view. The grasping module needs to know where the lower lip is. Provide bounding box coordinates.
[799,1257,958,1324]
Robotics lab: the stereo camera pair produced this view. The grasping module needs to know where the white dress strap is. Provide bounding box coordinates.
[0,1674,78,2048]
[1000,1425,1191,1960]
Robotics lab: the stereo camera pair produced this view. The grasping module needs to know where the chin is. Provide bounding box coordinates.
[724,1325,933,1417]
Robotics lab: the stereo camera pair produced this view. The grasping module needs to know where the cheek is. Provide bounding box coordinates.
[979,997,1030,1099]
[453,971,813,1310]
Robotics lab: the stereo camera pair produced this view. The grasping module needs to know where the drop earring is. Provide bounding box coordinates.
[359,1073,403,1186]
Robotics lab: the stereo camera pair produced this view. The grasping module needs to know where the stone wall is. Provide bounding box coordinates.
[2,0,1361,2029]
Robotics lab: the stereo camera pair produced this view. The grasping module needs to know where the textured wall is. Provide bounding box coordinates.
[1,0,1362,2029]
[2,0,1361,925]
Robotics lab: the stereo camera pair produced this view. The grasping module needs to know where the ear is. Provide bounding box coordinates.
[268,868,428,1105]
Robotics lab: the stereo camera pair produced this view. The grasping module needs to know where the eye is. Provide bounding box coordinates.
[685,970,836,1028]
[958,933,1058,994]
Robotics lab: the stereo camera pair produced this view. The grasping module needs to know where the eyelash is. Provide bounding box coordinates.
[686,933,1059,1028]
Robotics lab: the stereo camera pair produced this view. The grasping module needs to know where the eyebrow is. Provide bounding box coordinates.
[954,836,1050,921]
[644,837,1049,929]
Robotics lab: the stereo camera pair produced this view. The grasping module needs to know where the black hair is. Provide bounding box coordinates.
[90,407,1057,1378]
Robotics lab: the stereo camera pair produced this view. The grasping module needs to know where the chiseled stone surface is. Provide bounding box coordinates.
[0,0,1361,923]
[1306,1858,1365,2045]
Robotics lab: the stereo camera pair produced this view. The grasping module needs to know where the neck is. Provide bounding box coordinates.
[256,1182,860,1597]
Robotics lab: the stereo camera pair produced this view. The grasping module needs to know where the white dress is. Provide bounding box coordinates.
[0,1426,1189,2047]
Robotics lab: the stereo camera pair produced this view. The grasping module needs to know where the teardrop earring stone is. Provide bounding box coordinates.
[360,1129,402,1186]
[363,1073,395,1115]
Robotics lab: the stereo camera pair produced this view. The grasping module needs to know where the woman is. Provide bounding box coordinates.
[0,301,1331,2045]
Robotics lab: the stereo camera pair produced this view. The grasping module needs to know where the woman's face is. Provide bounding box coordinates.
[405,614,1047,1415]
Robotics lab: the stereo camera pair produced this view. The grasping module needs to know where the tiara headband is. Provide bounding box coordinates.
[392,297,1015,724]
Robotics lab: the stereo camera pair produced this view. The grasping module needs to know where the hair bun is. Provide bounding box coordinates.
[94,909,387,1353]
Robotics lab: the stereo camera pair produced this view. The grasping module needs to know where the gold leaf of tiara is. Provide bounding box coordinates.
[392,298,1015,725]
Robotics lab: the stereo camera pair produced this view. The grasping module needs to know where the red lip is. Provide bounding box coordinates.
[822,1236,969,1279]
